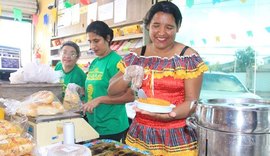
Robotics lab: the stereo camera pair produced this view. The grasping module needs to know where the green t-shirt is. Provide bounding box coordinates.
[85,51,128,135]
[54,62,86,97]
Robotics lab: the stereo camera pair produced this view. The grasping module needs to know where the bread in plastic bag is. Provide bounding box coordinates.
[0,123,35,156]
[0,99,35,156]
[0,119,24,140]
[63,83,83,112]
[0,136,35,156]
[16,90,65,117]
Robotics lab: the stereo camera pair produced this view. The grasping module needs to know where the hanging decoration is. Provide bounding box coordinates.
[230,34,236,39]
[51,8,57,23]
[64,0,73,8]
[80,0,90,5]
[32,14,38,26]
[202,38,207,44]
[265,26,270,33]
[43,14,49,25]
[187,26,270,45]
[186,0,194,8]
[246,30,253,37]
[215,36,220,42]
[190,40,195,45]
[13,8,22,21]
[212,0,221,5]
[240,0,247,3]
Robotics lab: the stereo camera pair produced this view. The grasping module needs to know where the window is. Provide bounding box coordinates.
[173,0,270,100]
[0,18,33,67]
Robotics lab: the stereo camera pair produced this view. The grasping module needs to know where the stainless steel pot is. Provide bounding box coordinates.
[187,98,270,156]
[187,117,270,156]
[195,98,270,133]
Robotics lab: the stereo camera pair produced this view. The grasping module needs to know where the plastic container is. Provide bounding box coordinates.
[47,144,92,156]
[63,122,75,144]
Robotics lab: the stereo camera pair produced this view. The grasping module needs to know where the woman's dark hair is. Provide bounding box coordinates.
[60,41,80,58]
[143,1,182,30]
[86,21,114,45]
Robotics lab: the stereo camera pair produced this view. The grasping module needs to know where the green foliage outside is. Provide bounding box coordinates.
[235,47,255,72]
[208,47,255,72]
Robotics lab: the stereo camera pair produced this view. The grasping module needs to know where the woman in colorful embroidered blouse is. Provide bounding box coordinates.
[108,1,208,156]
[82,21,133,142]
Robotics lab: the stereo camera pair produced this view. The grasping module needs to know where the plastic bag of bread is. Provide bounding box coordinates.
[0,120,35,156]
[0,118,35,156]
[0,100,36,155]
[0,119,24,141]
[63,83,83,112]
[16,90,65,117]
[0,136,35,156]
[0,99,29,134]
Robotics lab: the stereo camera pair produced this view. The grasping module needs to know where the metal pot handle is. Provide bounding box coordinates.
[190,100,198,110]
[186,116,197,129]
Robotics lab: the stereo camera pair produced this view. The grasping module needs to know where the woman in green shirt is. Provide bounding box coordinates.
[82,21,133,142]
[54,41,86,97]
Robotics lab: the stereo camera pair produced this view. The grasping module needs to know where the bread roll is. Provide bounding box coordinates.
[30,90,54,104]
[36,102,64,116]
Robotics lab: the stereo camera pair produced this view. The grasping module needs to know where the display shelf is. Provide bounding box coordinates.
[48,0,153,67]
[113,33,143,42]
[109,20,143,29]
[51,31,85,40]
[50,23,144,67]
[50,41,89,51]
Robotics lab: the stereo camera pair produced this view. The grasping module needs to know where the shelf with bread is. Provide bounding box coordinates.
[50,23,144,68]
[50,32,89,67]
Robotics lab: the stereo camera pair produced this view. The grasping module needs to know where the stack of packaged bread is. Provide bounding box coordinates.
[0,120,35,156]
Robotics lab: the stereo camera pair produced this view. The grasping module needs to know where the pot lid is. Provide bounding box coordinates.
[199,98,270,111]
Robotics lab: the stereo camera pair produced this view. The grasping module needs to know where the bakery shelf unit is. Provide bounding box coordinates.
[50,31,90,66]
[110,22,144,56]
[50,23,145,69]
[49,0,152,70]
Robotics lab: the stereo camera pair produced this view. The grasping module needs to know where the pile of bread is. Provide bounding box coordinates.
[16,91,65,117]
[0,120,34,156]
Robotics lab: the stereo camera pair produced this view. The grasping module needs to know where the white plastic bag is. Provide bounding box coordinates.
[9,68,26,84]
[23,62,61,83]
[9,62,61,84]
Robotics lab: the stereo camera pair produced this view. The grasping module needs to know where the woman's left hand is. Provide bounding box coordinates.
[133,106,176,121]
[82,97,102,114]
